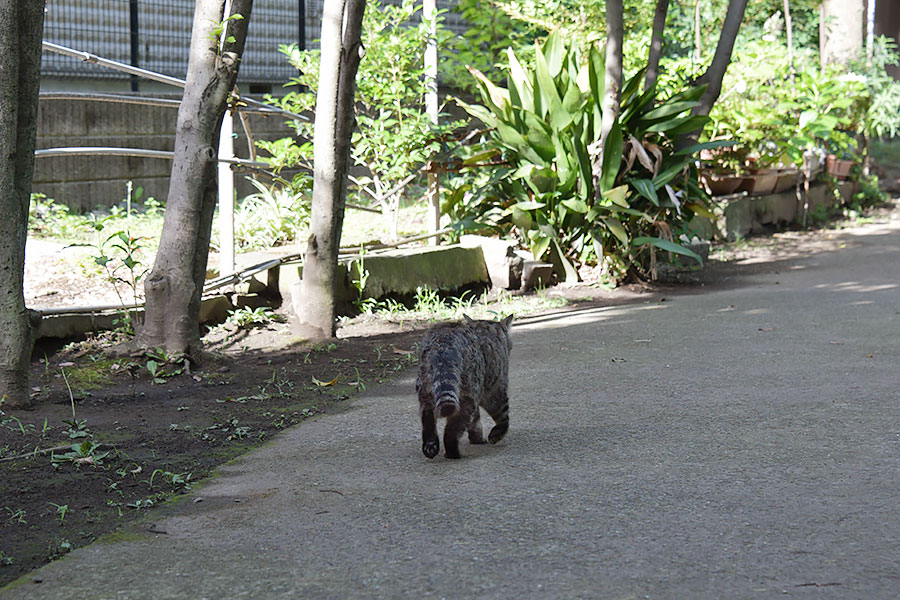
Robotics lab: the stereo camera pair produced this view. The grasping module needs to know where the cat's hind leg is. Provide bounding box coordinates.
[443,411,469,459]
[467,407,486,445]
[420,391,440,459]
[486,390,509,444]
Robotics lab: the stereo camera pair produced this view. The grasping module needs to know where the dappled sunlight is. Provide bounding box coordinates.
[828,281,898,293]
[513,303,664,333]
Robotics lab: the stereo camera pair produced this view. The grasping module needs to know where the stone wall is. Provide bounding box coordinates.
[32,95,298,212]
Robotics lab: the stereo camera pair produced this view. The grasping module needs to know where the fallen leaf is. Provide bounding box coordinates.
[192,375,202,382]
[867,353,874,359]
[758,327,773,332]
[312,375,338,387]
[59,362,74,367]
[130,465,142,475]
[633,339,651,343]
[829,341,843,345]
[392,347,414,355]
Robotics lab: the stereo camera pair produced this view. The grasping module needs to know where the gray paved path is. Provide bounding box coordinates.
[4,219,900,599]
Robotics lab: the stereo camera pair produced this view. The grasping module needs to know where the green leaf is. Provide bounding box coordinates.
[527,167,556,194]
[630,178,659,206]
[633,236,703,264]
[514,200,546,211]
[561,198,589,213]
[602,185,630,208]
[673,140,736,156]
[684,202,716,219]
[652,159,689,188]
[456,100,500,130]
[507,48,535,113]
[534,40,562,119]
[542,30,565,78]
[662,115,711,136]
[528,229,551,260]
[461,149,498,166]
[642,100,698,121]
[587,45,605,101]
[599,122,623,192]
[602,217,628,245]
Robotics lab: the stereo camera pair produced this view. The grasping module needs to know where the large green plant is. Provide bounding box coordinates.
[454,32,716,282]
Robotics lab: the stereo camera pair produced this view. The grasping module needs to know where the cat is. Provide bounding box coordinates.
[415,314,513,459]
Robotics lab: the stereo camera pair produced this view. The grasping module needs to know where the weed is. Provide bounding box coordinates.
[47,539,72,560]
[350,245,380,313]
[0,551,13,566]
[145,348,187,384]
[48,503,70,524]
[51,440,110,468]
[62,418,90,439]
[146,469,193,491]
[5,507,27,525]
[224,306,282,330]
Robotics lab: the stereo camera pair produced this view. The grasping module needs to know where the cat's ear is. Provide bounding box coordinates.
[462,314,475,323]
[501,314,514,328]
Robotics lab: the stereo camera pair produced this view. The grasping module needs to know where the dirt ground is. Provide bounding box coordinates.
[3,171,899,586]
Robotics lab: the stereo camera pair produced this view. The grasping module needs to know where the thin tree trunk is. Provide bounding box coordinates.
[592,0,623,198]
[294,0,366,338]
[784,0,795,85]
[0,1,45,409]
[137,0,252,357]
[645,0,670,92]
[693,0,748,118]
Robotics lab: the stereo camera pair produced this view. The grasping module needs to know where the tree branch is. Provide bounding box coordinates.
[645,0,670,92]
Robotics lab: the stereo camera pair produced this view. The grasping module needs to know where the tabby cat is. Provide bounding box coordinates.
[415,314,513,459]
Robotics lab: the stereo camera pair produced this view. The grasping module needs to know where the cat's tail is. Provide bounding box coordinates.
[434,388,460,417]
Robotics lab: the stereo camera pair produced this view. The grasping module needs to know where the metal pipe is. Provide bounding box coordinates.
[41,41,308,121]
[42,41,187,88]
[39,92,181,108]
[33,146,272,169]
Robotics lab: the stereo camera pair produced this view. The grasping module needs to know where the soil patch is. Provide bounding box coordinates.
[0,321,426,586]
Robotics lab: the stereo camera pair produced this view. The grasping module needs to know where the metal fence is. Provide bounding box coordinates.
[42,0,302,86]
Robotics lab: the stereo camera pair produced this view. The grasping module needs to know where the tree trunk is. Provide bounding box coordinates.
[784,0,795,85]
[821,0,865,67]
[0,1,45,409]
[675,0,747,150]
[137,0,252,358]
[591,0,623,198]
[645,0,670,92]
[293,0,366,338]
[692,0,748,118]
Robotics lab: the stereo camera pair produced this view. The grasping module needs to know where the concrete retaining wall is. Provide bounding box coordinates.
[715,181,861,241]
[32,96,298,212]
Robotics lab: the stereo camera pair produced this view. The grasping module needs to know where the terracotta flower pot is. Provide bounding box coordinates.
[825,155,853,180]
[737,170,778,195]
[773,169,800,193]
[700,172,743,196]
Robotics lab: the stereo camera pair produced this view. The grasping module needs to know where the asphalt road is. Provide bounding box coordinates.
[4,218,900,599]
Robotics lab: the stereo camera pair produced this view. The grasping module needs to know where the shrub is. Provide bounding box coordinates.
[451,32,714,283]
